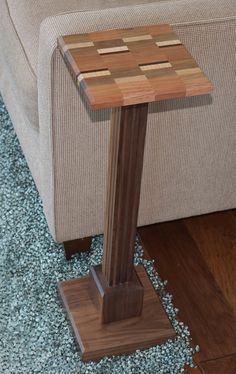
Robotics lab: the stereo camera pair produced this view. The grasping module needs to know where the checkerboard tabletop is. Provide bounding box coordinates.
[58,24,213,109]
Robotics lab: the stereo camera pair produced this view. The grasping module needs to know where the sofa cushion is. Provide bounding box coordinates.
[6,0,157,75]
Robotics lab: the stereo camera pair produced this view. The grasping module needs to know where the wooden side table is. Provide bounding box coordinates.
[58,24,213,362]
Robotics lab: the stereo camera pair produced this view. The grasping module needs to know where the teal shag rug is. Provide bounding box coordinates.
[0,95,198,373]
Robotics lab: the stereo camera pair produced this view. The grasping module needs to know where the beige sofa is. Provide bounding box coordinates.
[1,0,236,243]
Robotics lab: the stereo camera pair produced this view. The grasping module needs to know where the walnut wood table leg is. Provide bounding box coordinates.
[58,104,175,361]
[90,104,147,323]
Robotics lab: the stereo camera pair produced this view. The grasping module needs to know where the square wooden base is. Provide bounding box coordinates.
[58,265,175,362]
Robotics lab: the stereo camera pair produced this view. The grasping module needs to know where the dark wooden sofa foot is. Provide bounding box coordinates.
[63,237,92,260]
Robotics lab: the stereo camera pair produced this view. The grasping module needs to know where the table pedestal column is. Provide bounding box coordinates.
[91,104,148,323]
[58,104,175,362]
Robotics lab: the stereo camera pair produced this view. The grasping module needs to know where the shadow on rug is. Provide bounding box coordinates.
[0,95,198,373]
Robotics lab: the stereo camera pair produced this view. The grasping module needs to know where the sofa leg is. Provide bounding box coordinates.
[63,237,92,260]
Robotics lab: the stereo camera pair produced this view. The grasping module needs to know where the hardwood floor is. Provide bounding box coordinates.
[185,211,236,315]
[199,354,236,374]
[138,209,236,373]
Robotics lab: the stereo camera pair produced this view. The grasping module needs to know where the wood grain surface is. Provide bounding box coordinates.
[138,220,236,362]
[58,24,213,109]
[58,265,175,361]
[103,104,148,286]
[185,211,236,315]
[139,209,236,373]
[90,264,144,323]
[199,354,236,374]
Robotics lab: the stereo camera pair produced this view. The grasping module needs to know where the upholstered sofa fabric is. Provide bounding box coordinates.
[6,0,158,74]
[0,0,41,189]
[0,1,38,130]
[0,0,236,242]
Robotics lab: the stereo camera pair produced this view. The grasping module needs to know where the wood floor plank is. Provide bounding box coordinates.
[199,354,236,374]
[138,220,236,362]
[185,211,236,315]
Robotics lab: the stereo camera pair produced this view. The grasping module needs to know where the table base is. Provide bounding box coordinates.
[58,265,175,362]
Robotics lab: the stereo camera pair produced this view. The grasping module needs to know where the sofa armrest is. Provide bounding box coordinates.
[38,1,236,241]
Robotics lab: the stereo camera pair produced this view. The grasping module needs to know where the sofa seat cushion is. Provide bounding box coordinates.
[6,0,157,75]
